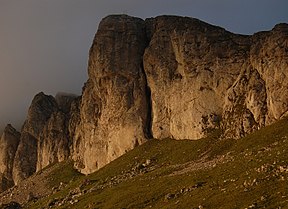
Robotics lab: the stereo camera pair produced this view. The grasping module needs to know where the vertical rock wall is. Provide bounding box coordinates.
[72,15,149,174]
[12,92,75,184]
[250,24,288,123]
[222,23,288,138]
[12,93,58,184]
[144,16,251,139]
[36,93,76,171]
[0,125,20,192]
[71,16,288,173]
[36,111,70,171]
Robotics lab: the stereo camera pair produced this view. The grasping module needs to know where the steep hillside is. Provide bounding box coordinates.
[1,118,287,208]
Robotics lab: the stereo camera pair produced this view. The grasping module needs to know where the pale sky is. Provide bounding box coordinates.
[0,0,288,132]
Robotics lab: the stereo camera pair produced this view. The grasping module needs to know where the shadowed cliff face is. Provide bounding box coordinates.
[0,125,20,192]
[12,92,76,185]
[12,93,58,185]
[0,15,288,188]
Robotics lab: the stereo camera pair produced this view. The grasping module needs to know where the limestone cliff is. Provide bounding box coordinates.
[144,16,251,139]
[72,15,288,174]
[144,17,288,140]
[36,93,76,171]
[222,23,288,138]
[0,15,287,189]
[0,125,20,192]
[72,15,149,174]
[12,93,58,185]
[12,92,74,185]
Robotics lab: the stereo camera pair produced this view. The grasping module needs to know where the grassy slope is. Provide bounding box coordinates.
[26,118,288,209]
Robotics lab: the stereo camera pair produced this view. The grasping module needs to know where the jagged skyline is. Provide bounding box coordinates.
[0,0,288,132]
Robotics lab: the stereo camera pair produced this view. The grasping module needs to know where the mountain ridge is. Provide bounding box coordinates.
[0,14,287,194]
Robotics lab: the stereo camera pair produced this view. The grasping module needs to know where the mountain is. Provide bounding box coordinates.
[0,14,287,199]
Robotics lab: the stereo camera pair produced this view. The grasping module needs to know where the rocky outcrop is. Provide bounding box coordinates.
[222,23,288,138]
[72,15,288,174]
[144,17,288,140]
[0,92,77,189]
[0,15,287,188]
[144,16,251,139]
[12,93,58,185]
[0,125,20,192]
[36,93,76,171]
[12,92,75,184]
[72,15,149,174]
[36,111,69,171]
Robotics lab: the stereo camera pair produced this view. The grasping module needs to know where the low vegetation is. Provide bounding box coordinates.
[8,118,288,208]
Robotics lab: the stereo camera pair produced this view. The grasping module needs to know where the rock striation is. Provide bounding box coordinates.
[0,15,288,190]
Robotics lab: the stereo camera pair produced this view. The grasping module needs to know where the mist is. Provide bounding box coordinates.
[0,0,287,132]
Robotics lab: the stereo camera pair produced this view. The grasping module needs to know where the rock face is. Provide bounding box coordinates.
[144,16,251,139]
[72,15,288,174]
[36,111,69,171]
[0,15,287,188]
[68,96,81,142]
[222,23,288,138]
[12,92,74,184]
[144,17,288,140]
[0,125,20,192]
[72,15,149,174]
[144,16,288,140]
[12,93,58,185]
[36,93,76,171]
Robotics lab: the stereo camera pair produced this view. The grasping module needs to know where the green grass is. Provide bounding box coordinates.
[48,160,83,187]
[26,118,288,209]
